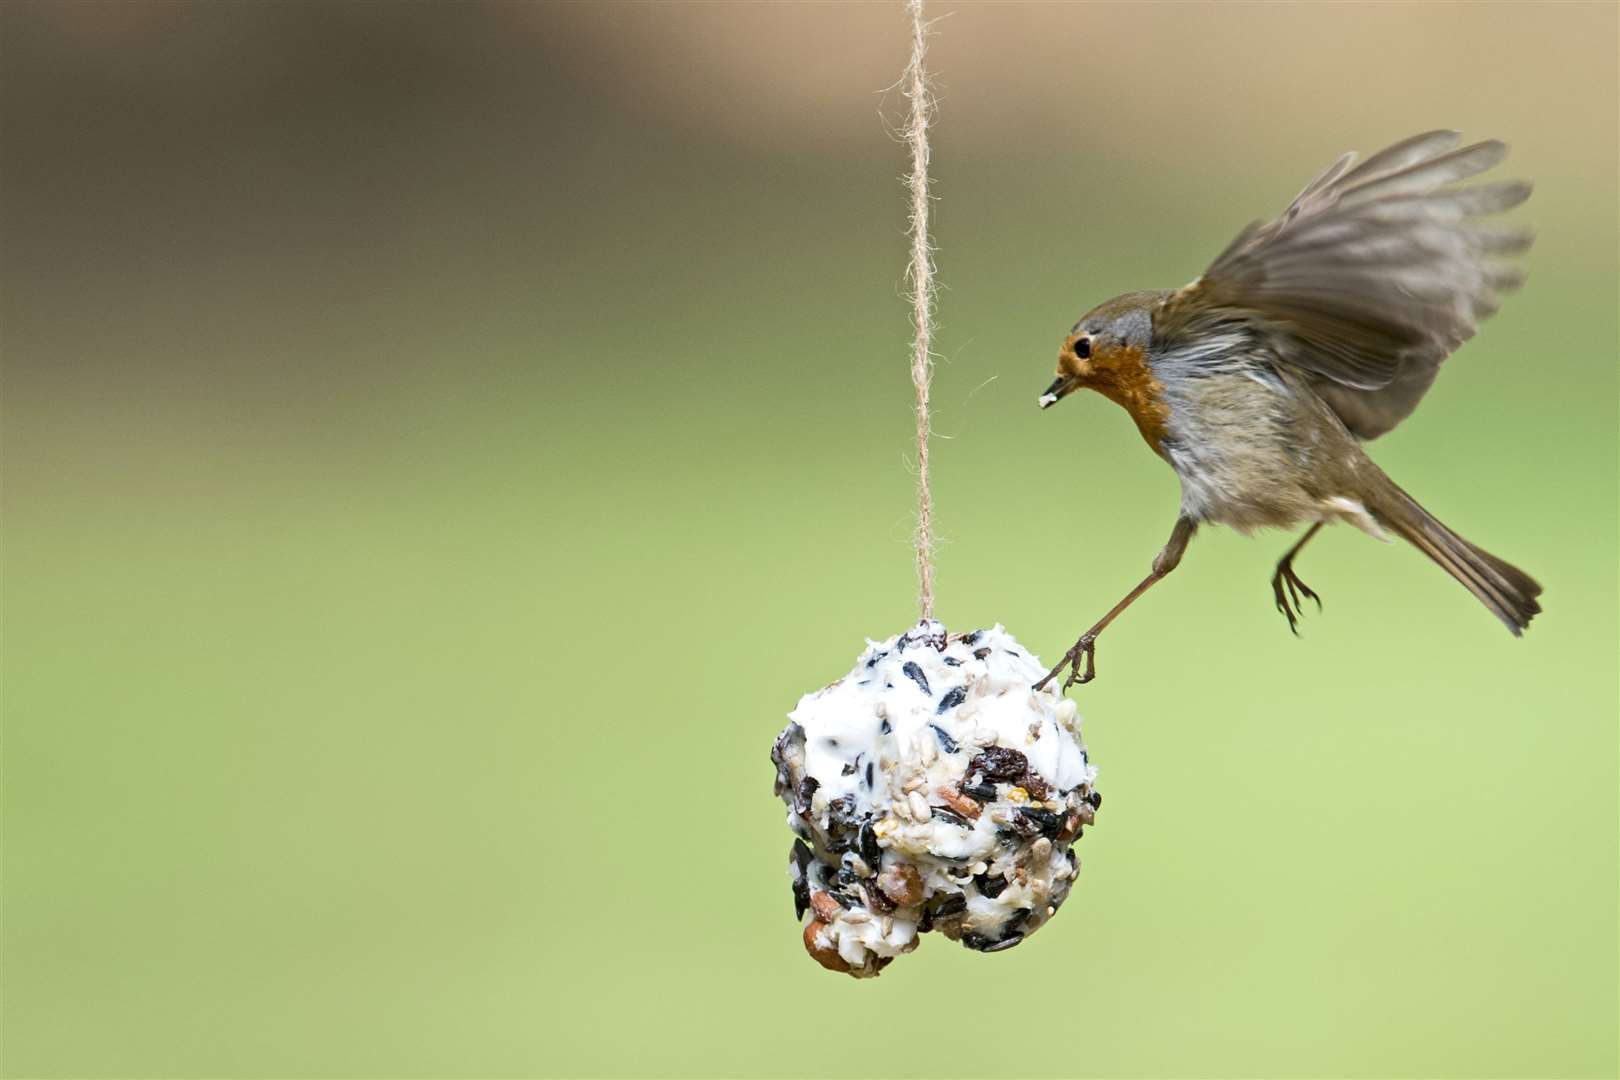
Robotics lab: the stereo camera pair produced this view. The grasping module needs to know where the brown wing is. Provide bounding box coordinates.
[1156,131,1532,439]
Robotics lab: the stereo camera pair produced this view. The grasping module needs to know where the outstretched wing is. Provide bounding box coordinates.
[1156,131,1532,439]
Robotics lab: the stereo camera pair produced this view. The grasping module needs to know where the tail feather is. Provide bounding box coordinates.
[1372,483,1542,634]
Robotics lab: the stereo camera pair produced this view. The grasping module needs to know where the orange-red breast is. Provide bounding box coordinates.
[1035,130,1541,690]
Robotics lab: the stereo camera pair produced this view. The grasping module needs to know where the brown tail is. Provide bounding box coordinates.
[1370,481,1542,635]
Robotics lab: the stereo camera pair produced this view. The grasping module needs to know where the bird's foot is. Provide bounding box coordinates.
[1035,633,1097,691]
[1271,560,1322,636]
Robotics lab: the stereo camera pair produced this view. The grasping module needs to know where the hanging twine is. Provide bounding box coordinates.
[902,0,937,622]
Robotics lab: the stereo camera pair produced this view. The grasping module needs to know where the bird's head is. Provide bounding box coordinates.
[1037,291,1164,410]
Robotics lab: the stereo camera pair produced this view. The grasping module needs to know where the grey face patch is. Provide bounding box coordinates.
[1070,290,1167,350]
[1106,306,1153,349]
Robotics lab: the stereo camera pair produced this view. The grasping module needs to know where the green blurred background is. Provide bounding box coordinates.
[3,3,1616,1077]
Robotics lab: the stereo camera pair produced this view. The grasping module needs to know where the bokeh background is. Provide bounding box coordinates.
[3,3,1616,1077]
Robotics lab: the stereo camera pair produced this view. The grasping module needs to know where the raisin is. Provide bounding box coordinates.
[864,882,896,914]
[969,745,1029,781]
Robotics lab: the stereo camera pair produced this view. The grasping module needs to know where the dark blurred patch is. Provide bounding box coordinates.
[1,4,619,390]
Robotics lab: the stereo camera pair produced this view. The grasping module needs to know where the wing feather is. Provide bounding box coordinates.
[1156,131,1532,438]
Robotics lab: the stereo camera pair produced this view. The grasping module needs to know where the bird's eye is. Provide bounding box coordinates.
[1074,338,1091,359]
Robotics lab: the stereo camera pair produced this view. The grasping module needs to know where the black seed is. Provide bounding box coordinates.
[936,687,967,714]
[865,761,876,787]
[880,719,892,735]
[858,823,883,868]
[1005,907,1033,933]
[969,745,1029,781]
[1019,807,1064,839]
[932,806,971,829]
[829,890,856,909]
[865,650,887,669]
[836,866,858,886]
[960,782,996,802]
[1087,790,1102,809]
[976,873,1009,899]
[791,840,814,873]
[918,908,934,933]
[931,893,967,917]
[960,930,996,951]
[796,776,819,807]
[943,657,962,667]
[929,723,959,753]
[841,761,857,776]
[973,647,991,660]
[980,933,1024,953]
[960,631,982,645]
[902,661,931,695]
[792,879,809,920]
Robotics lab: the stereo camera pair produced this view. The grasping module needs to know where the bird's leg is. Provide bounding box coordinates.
[1271,522,1325,635]
[1035,516,1197,691]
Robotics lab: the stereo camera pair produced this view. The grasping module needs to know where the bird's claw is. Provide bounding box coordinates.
[1037,634,1097,691]
[1271,561,1321,636]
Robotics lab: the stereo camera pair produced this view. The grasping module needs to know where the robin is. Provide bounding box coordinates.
[1034,130,1542,691]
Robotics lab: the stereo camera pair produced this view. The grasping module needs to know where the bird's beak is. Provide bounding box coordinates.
[1037,374,1078,410]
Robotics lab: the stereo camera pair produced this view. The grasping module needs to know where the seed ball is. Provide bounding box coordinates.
[769,621,1100,978]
